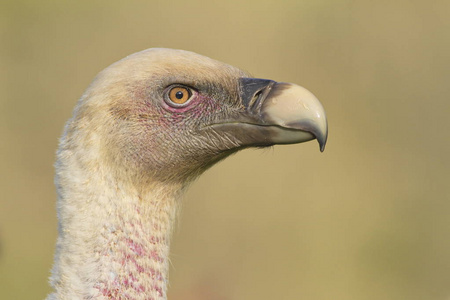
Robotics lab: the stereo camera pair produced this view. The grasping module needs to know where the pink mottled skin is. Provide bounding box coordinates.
[97,240,163,299]
[94,212,168,299]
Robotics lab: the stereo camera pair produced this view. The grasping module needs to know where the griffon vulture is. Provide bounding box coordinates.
[47,48,327,299]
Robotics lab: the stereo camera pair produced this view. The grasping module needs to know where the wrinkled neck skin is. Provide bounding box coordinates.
[47,142,185,300]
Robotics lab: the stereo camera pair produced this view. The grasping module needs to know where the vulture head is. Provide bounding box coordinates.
[49,48,327,299]
[69,48,327,186]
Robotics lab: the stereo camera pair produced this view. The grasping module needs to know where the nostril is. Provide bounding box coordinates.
[249,90,262,108]
[239,78,275,109]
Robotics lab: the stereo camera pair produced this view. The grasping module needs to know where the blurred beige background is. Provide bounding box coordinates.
[1,0,449,299]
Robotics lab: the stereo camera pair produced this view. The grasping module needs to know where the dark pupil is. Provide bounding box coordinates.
[175,91,184,99]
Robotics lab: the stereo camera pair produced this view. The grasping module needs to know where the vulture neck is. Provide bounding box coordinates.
[49,152,184,300]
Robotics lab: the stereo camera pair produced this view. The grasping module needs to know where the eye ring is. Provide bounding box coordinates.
[164,85,195,107]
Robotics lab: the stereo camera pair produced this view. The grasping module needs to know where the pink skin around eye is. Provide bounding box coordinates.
[161,90,224,115]
[161,89,199,113]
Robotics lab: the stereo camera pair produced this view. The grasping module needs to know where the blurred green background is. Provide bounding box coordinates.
[1,0,449,299]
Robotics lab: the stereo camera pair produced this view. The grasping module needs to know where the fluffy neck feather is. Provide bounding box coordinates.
[48,131,184,300]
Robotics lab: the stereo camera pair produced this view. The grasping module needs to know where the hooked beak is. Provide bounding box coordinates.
[208,77,328,152]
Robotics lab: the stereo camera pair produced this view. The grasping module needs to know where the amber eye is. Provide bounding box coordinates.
[167,86,192,105]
